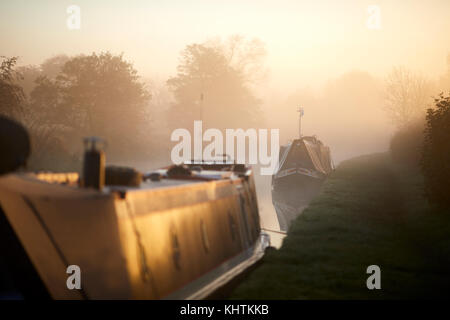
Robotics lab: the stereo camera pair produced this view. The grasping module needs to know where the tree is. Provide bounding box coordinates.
[215,35,267,85]
[15,55,70,99]
[52,52,151,160]
[167,36,266,131]
[0,53,152,170]
[24,75,74,169]
[15,65,41,98]
[0,56,25,119]
[22,52,151,169]
[383,67,433,128]
[421,93,450,208]
[40,54,69,79]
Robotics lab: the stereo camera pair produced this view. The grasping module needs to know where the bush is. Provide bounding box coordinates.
[421,93,450,208]
[390,121,424,166]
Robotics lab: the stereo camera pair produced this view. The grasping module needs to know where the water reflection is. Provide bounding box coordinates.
[253,169,293,249]
[254,165,323,248]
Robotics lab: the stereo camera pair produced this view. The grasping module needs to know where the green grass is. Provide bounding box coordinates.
[230,153,450,299]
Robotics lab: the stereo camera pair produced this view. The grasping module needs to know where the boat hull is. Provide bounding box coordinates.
[272,171,325,231]
[0,169,266,299]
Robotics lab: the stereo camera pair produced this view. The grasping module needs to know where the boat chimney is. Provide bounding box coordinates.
[81,137,105,190]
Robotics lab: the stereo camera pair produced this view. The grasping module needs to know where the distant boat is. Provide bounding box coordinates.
[271,136,333,231]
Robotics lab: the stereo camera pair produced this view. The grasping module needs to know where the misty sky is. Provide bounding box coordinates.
[1,0,449,92]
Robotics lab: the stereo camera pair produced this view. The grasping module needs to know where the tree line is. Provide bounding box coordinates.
[385,56,450,209]
[0,36,265,171]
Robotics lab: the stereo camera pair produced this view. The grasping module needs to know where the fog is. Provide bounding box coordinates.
[3,0,449,165]
[2,0,450,243]
[1,1,449,166]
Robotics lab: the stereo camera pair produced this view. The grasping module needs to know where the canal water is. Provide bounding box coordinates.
[252,171,286,249]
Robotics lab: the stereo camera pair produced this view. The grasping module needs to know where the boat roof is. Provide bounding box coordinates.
[277,136,332,175]
[107,169,236,192]
[24,163,250,195]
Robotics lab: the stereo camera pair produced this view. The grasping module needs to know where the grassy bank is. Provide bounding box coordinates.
[230,153,450,299]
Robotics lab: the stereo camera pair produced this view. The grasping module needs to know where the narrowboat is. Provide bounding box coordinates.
[0,129,270,299]
[271,136,333,231]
